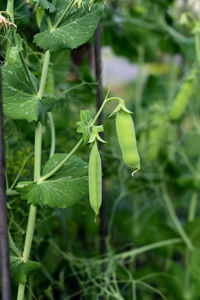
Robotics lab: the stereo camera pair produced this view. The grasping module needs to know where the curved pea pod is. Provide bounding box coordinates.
[116,110,140,174]
[88,141,102,216]
[169,70,197,121]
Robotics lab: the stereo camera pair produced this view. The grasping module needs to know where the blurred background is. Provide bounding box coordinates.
[2,0,200,299]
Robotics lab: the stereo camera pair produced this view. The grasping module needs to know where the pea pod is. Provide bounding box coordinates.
[116,109,140,174]
[169,70,196,121]
[88,140,102,215]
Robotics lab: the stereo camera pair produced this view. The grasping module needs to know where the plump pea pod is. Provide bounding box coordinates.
[116,109,140,174]
[88,140,102,216]
[169,70,196,121]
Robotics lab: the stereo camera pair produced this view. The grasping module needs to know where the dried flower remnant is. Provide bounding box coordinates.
[0,11,17,31]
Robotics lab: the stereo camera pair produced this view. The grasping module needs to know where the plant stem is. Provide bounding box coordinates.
[17,122,42,300]
[46,15,53,32]
[17,46,50,299]
[188,191,197,222]
[52,237,181,265]
[8,231,21,257]
[162,185,193,251]
[91,96,122,126]
[23,123,42,260]
[40,96,110,181]
[38,50,50,98]
[6,0,14,22]
[114,238,181,261]
[40,138,83,181]
[17,284,25,300]
[48,112,56,158]
[22,206,37,262]
[53,0,74,29]
[40,96,124,181]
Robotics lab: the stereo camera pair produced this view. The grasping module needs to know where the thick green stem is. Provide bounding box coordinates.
[22,123,42,261]
[48,112,56,158]
[162,185,193,250]
[46,15,53,32]
[22,205,37,262]
[17,284,25,300]
[16,47,50,299]
[38,50,50,98]
[16,122,42,300]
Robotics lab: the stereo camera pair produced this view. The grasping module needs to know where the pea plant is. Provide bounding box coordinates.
[1,0,140,299]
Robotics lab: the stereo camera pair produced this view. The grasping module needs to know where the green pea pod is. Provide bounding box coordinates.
[88,140,102,215]
[169,70,196,121]
[116,110,140,174]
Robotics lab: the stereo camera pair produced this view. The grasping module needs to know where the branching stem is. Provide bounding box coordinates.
[17,48,50,299]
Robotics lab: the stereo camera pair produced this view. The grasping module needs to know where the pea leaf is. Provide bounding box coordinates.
[37,0,56,13]
[77,110,92,143]
[33,0,104,52]
[6,34,23,64]
[2,59,58,122]
[16,155,88,208]
[10,256,40,284]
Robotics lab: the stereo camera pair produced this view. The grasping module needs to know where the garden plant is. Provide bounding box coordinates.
[1,0,200,299]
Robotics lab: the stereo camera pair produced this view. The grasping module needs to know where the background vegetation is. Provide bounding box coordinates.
[1,0,200,299]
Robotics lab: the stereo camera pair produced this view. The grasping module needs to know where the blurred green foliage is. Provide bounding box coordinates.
[2,0,200,299]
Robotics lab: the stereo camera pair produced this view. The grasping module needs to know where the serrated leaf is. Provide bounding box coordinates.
[2,59,58,122]
[33,0,104,52]
[17,155,88,208]
[77,110,92,143]
[10,256,40,284]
